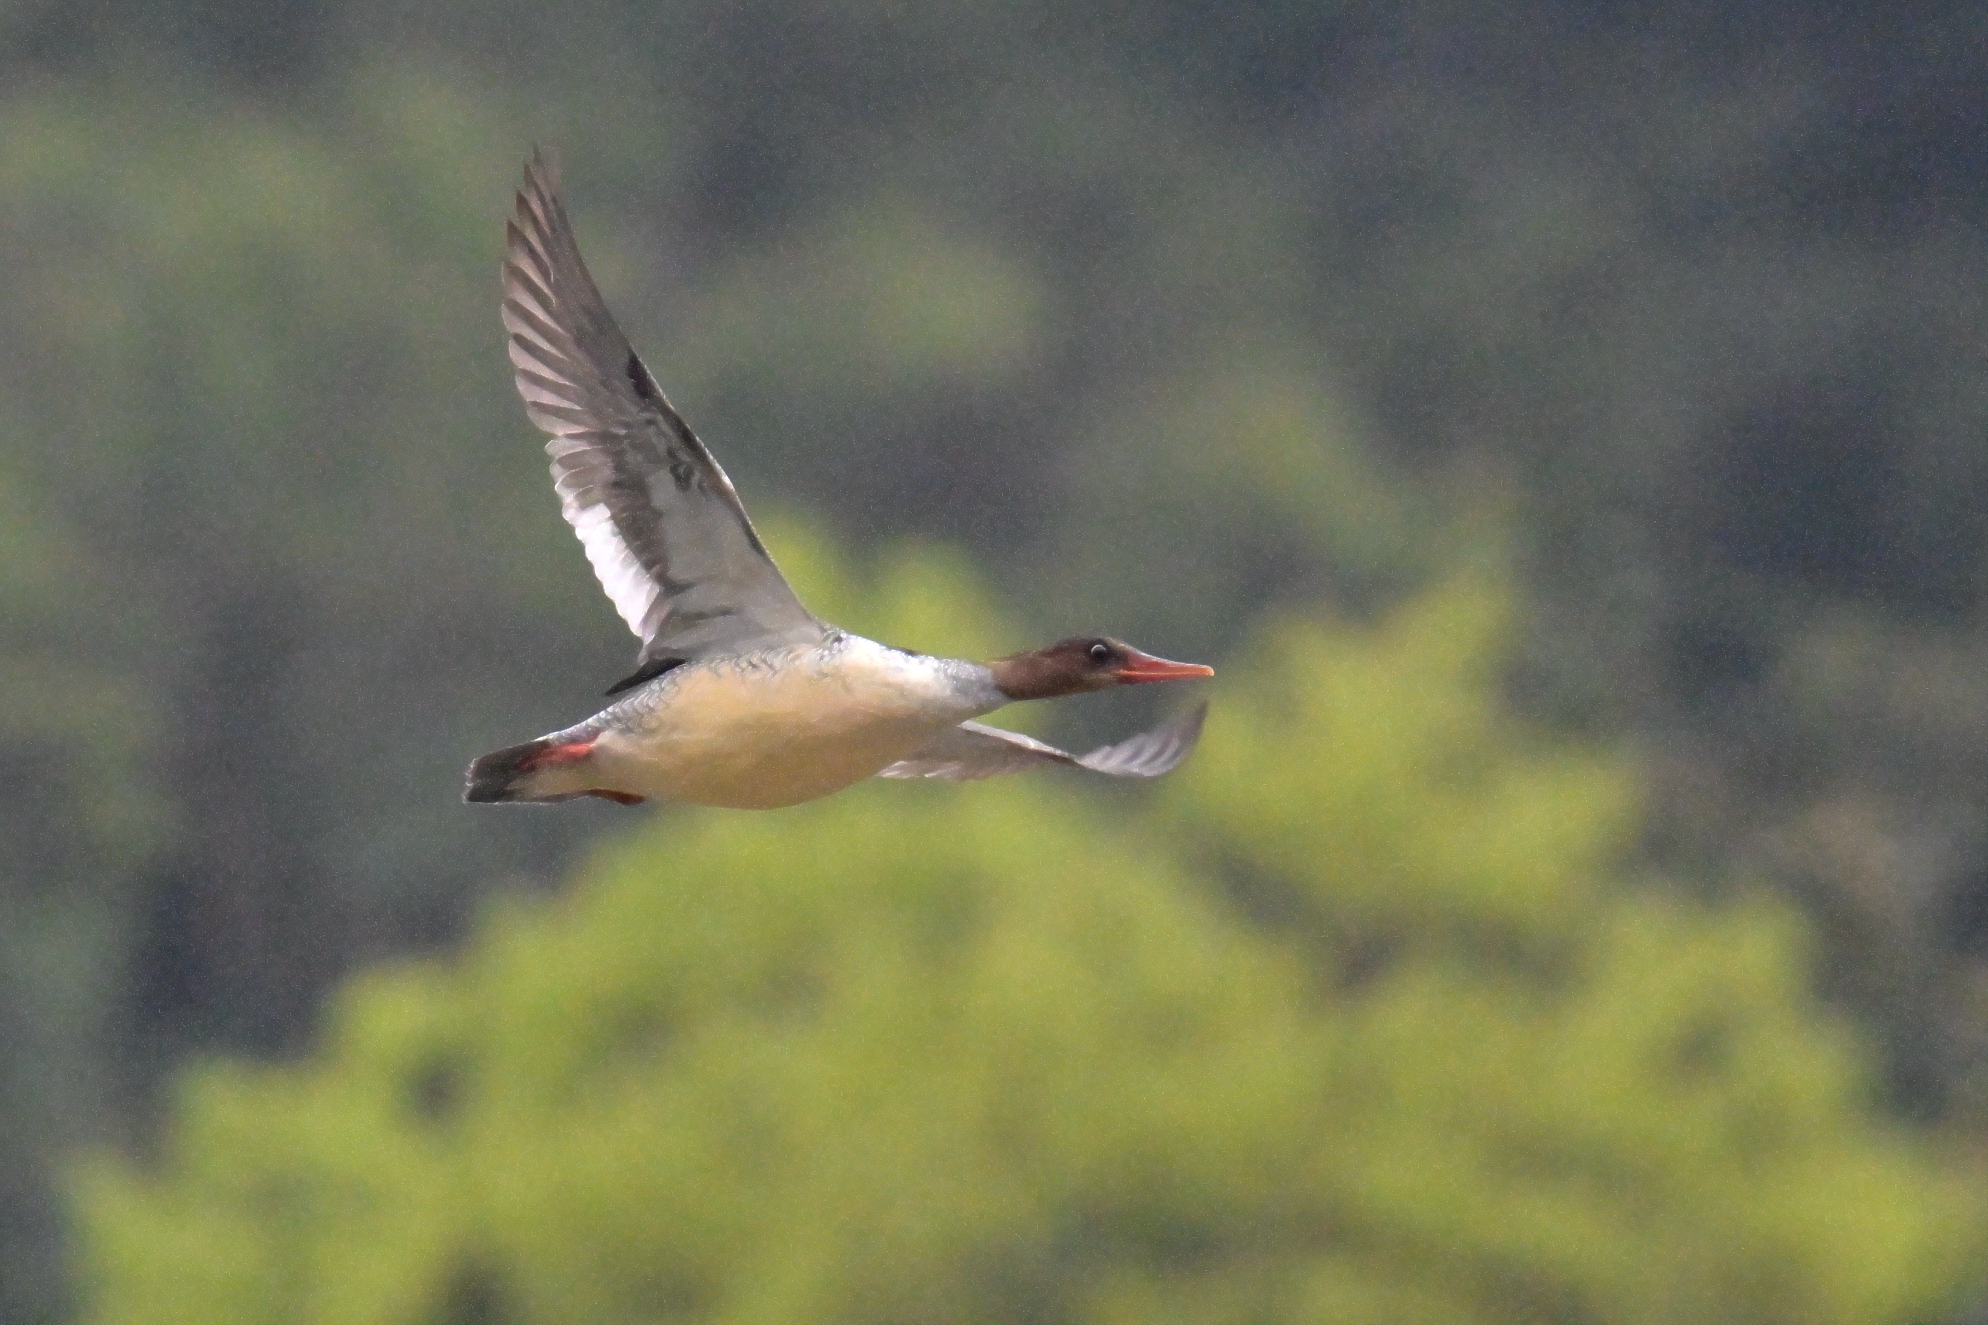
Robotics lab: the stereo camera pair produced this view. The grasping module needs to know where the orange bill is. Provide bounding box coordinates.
[1115,649,1216,683]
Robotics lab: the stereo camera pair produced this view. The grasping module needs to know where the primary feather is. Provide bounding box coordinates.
[502,149,824,664]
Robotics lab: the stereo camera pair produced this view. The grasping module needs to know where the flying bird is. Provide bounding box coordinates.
[466,151,1213,810]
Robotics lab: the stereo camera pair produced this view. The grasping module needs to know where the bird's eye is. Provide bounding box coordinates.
[1088,642,1113,663]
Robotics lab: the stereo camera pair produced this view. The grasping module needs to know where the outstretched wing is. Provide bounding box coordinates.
[503,149,824,664]
[878,704,1208,782]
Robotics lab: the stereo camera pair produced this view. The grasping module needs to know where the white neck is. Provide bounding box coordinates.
[846,638,1007,718]
[931,657,1006,714]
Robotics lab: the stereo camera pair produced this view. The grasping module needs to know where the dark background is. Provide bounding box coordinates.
[2,1,1985,1319]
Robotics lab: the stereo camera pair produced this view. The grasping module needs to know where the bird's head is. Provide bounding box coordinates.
[988,637,1214,701]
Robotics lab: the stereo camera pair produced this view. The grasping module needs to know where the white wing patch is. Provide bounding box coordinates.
[500,235,664,638]
[499,150,824,662]
[563,500,663,639]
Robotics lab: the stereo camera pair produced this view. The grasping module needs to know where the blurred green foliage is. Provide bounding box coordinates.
[2,2,1986,1320]
[0,460,162,1318]
[75,547,1984,1325]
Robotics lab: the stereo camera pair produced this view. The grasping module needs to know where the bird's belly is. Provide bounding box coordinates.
[590,663,954,809]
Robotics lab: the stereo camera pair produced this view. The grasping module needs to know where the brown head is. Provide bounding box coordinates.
[988,637,1215,701]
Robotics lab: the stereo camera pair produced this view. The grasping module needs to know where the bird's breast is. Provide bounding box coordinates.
[588,643,980,808]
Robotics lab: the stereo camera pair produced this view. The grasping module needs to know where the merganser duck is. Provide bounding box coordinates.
[465,152,1213,810]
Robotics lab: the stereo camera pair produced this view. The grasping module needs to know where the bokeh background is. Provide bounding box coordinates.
[4,1,1987,1321]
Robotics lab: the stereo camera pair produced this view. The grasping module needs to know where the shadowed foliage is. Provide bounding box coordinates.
[75,571,1986,1325]
[1,2,1986,1319]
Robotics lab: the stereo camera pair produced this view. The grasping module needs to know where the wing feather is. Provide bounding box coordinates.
[878,705,1208,782]
[502,149,823,662]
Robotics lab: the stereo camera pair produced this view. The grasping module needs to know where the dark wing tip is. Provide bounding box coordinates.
[510,148,569,261]
[525,145,562,197]
[1076,702,1209,779]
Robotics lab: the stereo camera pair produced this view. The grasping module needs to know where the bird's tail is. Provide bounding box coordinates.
[463,736,642,805]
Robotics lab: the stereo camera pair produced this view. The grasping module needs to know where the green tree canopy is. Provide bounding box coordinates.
[74,546,1984,1325]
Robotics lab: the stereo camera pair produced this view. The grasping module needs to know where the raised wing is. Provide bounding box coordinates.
[878,704,1208,782]
[503,150,824,666]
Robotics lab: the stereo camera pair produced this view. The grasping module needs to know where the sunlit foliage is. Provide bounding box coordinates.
[76,561,1984,1325]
